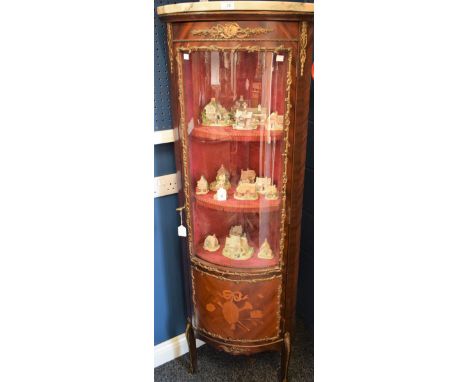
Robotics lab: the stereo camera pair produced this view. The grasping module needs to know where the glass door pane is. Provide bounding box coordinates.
[179,48,289,269]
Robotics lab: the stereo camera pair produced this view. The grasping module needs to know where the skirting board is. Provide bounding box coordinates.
[154,128,178,145]
[154,334,205,368]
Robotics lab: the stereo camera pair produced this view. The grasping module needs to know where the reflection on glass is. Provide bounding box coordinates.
[180,49,289,269]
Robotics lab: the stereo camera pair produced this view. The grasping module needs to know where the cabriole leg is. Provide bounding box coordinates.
[279,332,291,382]
[185,321,197,374]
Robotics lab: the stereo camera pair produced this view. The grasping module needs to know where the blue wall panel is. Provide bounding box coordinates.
[154,194,186,345]
[154,0,190,347]
[154,144,177,178]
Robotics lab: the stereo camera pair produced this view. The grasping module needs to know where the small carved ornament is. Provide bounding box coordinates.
[229,225,243,236]
[232,109,255,130]
[239,169,256,184]
[195,175,209,195]
[266,112,284,131]
[201,98,233,127]
[222,225,254,260]
[234,182,258,201]
[210,164,231,191]
[203,234,220,252]
[257,238,274,260]
[255,177,272,194]
[264,184,279,201]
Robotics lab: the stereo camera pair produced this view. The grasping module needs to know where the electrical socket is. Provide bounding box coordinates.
[154,173,179,197]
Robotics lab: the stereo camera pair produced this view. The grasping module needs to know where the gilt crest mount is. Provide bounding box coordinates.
[191,22,272,39]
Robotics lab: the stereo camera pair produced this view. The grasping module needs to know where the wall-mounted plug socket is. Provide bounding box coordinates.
[154,173,179,197]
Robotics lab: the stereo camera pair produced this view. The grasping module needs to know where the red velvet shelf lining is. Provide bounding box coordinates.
[190,124,283,142]
[194,188,281,213]
[196,238,279,269]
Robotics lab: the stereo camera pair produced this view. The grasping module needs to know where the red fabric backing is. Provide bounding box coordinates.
[180,49,288,270]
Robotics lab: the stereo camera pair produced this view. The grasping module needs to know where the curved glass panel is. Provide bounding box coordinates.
[179,47,289,269]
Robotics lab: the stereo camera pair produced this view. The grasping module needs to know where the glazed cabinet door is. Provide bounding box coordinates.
[177,46,292,270]
[174,42,296,347]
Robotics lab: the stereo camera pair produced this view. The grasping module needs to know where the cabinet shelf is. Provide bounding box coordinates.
[196,239,279,269]
[194,188,281,213]
[190,124,283,142]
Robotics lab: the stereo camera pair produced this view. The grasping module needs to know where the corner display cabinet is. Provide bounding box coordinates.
[157,2,313,380]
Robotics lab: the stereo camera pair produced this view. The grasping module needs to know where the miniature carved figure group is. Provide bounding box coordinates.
[265,112,284,131]
[196,175,209,195]
[203,234,220,252]
[202,98,233,126]
[195,165,278,202]
[210,164,231,191]
[200,96,283,132]
[203,225,274,261]
[223,225,254,260]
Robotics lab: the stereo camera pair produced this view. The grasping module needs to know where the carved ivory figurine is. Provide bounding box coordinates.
[210,165,231,191]
[257,238,274,259]
[222,225,254,260]
[203,234,220,252]
[195,175,209,195]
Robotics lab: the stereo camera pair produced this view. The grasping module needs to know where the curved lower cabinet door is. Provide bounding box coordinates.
[192,268,282,354]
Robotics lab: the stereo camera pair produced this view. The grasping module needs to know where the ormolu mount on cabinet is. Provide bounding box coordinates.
[157,2,314,381]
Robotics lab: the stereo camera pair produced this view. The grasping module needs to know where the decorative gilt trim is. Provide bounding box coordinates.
[191,23,272,39]
[198,333,284,348]
[191,257,281,277]
[219,345,254,355]
[197,326,279,343]
[278,51,293,268]
[166,23,174,74]
[174,38,299,43]
[194,266,281,283]
[175,52,194,254]
[299,21,307,76]
[180,45,287,54]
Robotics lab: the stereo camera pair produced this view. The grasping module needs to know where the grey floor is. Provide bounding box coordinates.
[154,319,313,382]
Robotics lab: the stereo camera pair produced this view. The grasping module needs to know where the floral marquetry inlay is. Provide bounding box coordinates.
[191,22,273,39]
[206,289,263,331]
